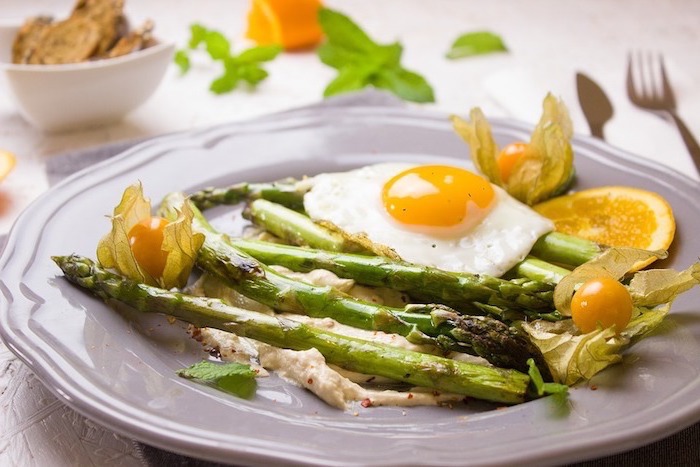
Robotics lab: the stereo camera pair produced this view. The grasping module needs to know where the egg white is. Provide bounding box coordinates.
[303,163,554,277]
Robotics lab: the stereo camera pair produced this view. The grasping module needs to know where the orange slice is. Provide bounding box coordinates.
[0,150,16,182]
[534,186,675,260]
[245,0,323,50]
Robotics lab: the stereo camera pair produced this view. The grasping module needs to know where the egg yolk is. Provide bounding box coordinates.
[381,165,495,230]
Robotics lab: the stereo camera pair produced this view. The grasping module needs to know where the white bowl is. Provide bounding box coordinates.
[0,23,174,132]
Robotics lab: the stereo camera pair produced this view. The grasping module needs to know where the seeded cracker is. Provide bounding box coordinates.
[28,17,101,65]
[11,16,53,64]
[107,19,155,58]
[70,0,126,56]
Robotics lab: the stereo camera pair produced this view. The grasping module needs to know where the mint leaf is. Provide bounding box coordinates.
[188,24,208,49]
[323,65,375,97]
[236,45,282,64]
[176,23,279,94]
[373,67,435,103]
[318,42,367,69]
[173,50,190,74]
[446,31,508,59]
[177,361,257,399]
[317,8,435,103]
[239,66,269,86]
[210,70,240,94]
[318,8,379,56]
[202,31,231,60]
[376,43,403,68]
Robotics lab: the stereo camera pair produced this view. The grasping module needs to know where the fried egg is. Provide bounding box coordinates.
[303,163,554,277]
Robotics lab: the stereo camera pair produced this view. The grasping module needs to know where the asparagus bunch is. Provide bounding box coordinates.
[161,194,553,378]
[240,199,566,318]
[231,238,560,321]
[52,255,532,404]
[190,179,603,277]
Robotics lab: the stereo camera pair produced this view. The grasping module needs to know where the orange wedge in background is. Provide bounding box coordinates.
[534,186,676,268]
[0,150,16,182]
[245,0,323,50]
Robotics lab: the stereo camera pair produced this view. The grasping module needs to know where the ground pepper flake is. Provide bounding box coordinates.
[407,393,414,399]
[361,398,373,408]
[307,378,314,385]
[590,385,598,391]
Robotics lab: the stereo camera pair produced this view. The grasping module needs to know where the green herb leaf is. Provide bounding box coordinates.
[210,70,240,94]
[178,23,280,95]
[236,45,282,64]
[373,66,435,103]
[188,24,208,49]
[446,31,508,59]
[317,7,435,103]
[177,360,257,399]
[323,65,375,97]
[239,66,269,86]
[203,31,231,60]
[318,8,379,57]
[173,49,190,74]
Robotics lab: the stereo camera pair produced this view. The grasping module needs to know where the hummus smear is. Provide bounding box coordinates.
[189,268,483,410]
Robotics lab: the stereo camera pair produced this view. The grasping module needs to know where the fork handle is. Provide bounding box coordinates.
[669,111,700,172]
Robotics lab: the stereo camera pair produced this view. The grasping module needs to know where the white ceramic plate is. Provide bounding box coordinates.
[1,105,699,466]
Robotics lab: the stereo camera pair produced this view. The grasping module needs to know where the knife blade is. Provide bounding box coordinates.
[576,72,614,140]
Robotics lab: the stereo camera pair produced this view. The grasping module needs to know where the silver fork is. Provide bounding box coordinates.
[626,51,700,170]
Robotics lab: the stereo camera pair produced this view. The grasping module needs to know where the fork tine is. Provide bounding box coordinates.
[626,51,638,102]
[644,51,656,100]
[627,50,648,103]
[658,54,677,109]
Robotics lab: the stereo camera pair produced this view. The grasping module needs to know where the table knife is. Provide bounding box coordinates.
[576,72,614,140]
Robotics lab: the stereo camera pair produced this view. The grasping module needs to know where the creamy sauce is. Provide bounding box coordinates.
[188,269,479,410]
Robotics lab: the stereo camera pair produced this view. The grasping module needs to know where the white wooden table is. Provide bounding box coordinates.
[1,1,699,465]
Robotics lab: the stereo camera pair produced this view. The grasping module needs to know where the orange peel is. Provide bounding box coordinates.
[0,150,17,182]
[245,0,323,50]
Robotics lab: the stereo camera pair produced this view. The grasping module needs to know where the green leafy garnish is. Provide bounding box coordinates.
[527,358,568,397]
[317,8,434,103]
[446,31,508,59]
[177,361,258,399]
[173,50,190,74]
[175,23,282,94]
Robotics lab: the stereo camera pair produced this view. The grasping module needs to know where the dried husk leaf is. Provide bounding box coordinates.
[531,246,697,385]
[450,93,574,205]
[628,261,700,307]
[508,122,574,205]
[522,319,623,385]
[97,182,152,284]
[508,94,574,204]
[523,304,669,385]
[553,247,668,316]
[97,183,203,289]
[450,109,501,185]
[161,201,205,289]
